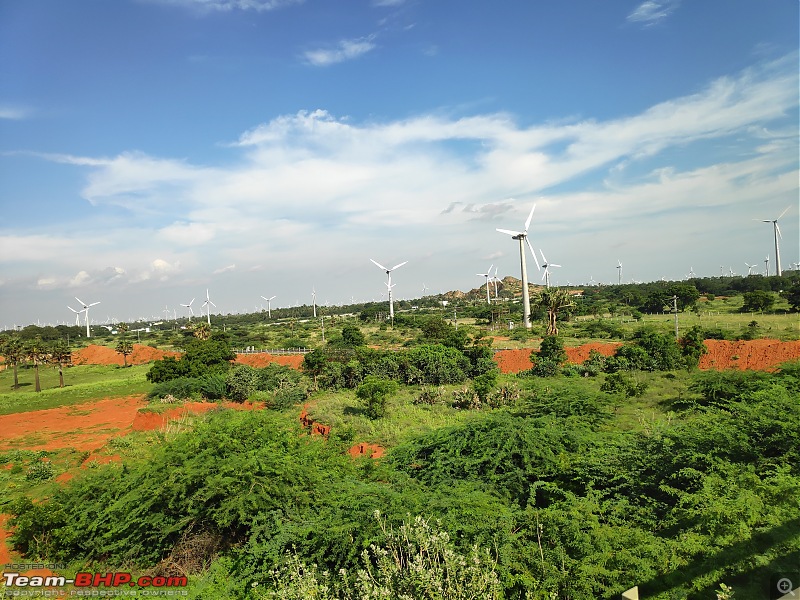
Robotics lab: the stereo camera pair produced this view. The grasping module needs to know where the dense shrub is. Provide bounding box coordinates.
[226,364,259,402]
[404,344,470,385]
[355,376,398,419]
[147,377,201,400]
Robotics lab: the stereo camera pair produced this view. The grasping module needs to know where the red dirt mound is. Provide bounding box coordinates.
[235,353,304,369]
[348,442,385,459]
[71,344,179,366]
[495,342,621,374]
[299,406,330,436]
[699,339,800,371]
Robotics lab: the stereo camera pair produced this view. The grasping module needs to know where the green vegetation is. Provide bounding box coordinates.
[1,276,799,599]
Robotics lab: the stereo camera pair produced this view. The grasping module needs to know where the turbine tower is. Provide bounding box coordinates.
[202,289,216,325]
[261,295,276,318]
[760,206,790,276]
[477,264,494,304]
[370,259,407,324]
[497,203,539,329]
[75,297,100,338]
[764,255,770,276]
[180,298,195,319]
[616,260,623,285]
[540,250,561,289]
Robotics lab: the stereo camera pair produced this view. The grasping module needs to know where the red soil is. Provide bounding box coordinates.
[69,344,305,370]
[0,514,11,566]
[71,344,179,366]
[132,401,258,431]
[493,339,800,374]
[348,442,385,459]
[235,353,305,369]
[0,395,147,452]
[699,339,800,371]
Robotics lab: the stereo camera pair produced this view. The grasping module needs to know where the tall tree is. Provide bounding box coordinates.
[115,339,133,367]
[535,289,576,336]
[25,338,48,393]
[50,341,72,388]
[0,336,25,389]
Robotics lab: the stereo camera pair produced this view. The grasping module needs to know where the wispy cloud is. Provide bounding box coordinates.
[303,36,377,66]
[0,105,33,120]
[627,1,679,26]
[143,0,303,13]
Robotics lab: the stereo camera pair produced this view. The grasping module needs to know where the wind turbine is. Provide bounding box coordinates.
[744,263,756,276]
[616,260,623,285]
[760,206,791,276]
[497,203,539,328]
[75,297,100,338]
[764,256,770,276]
[490,265,500,299]
[261,295,276,318]
[163,305,170,320]
[202,289,216,325]
[370,259,407,324]
[180,298,196,319]
[477,264,494,304]
[688,267,696,278]
[67,305,86,326]
[540,250,561,289]
[312,288,317,318]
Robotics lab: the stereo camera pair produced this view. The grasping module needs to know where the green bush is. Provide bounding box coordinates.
[199,373,227,400]
[147,377,201,400]
[355,376,398,419]
[226,364,258,402]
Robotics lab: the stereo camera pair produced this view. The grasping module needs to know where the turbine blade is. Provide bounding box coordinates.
[89,302,100,307]
[75,297,86,306]
[370,258,388,271]
[261,296,269,301]
[778,205,791,220]
[525,237,540,270]
[539,249,547,264]
[551,263,562,268]
[391,261,408,271]
[524,204,536,232]
[776,223,782,239]
[497,228,523,236]
[269,296,276,301]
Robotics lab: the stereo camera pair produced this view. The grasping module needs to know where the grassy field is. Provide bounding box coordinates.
[0,364,152,415]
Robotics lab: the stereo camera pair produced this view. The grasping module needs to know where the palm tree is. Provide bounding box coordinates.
[0,336,25,389]
[115,339,133,367]
[25,338,49,393]
[50,341,72,388]
[535,288,576,336]
[193,322,211,341]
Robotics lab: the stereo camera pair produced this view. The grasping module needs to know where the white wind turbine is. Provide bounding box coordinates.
[539,250,561,289]
[490,265,500,300]
[497,203,539,328]
[180,298,196,319]
[75,297,100,338]
[744,263,756,276]
[261,295,276,318]
[759,206,791,276]
[688,267,696,278]
[67,305,86,326]
[764,255,770,276]
[371,259,407,324]
[616,260,623,285]
[312,288,317,318]
[477,264,494,304]
[202,289,216,325]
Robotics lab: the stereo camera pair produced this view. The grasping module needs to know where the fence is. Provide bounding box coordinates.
[234,347,311,355]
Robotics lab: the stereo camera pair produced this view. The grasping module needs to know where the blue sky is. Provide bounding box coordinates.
[1,0,798,326]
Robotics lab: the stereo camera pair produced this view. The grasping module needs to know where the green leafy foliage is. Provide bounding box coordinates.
[355,376,398,419]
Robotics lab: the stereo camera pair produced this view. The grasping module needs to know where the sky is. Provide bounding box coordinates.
[1,0,798,327]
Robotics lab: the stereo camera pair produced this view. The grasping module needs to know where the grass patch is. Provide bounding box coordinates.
[0,364,152,415]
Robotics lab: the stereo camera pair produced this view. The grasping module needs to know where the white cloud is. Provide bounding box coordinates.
[627,1,678,26]
[158,221,216,245]
[213,264,236,274]
[143,0,303,13]
[303,36,377,66]
[0,105,33,120]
